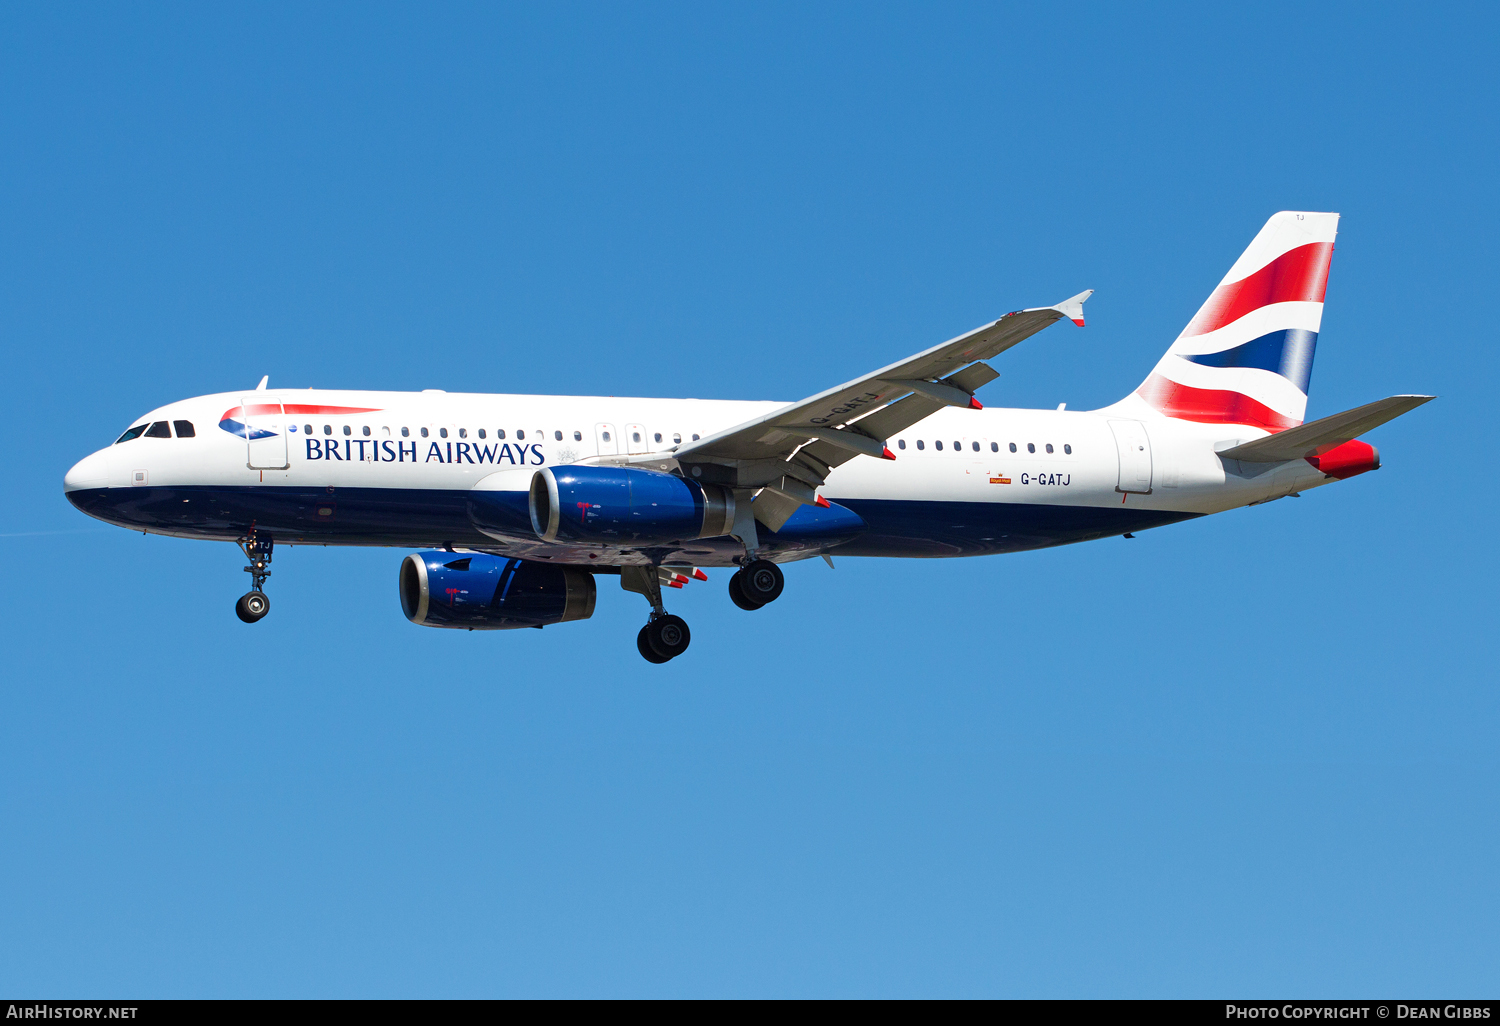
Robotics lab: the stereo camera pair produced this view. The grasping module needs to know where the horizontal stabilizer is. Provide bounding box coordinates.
[1216,394,1434,463]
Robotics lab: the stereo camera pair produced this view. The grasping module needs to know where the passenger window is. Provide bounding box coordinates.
[478,429,486,439]
[1064,444,1072,454]
[305,424,314,434]
[458,428,466,439]
[145,422,171,438]
[324,425,333,435]
[653,432,662,443]
[632,432,642,443]
[382,426,390,436]
[173,420,196,438]
[363,425,372,437]
[497,429,506,439]
[439,428,448,438]
[692,433,700,441]
[1045,443,1053,454]
[420,428,429,438]
[953,441,960,451]
[601,431,611,442]
[1027,443,1035,453]
[991,442,998,452]
[343,425,352,437]
[1009,442,1016,453]
[935,440,943,450]
[115,424,147,444]
[916,440,925,450]
[898,439,906,450]
[672,433,681,444]
[517,430,525,440]
[576,431,584,441]
[971,441,979,452]
[401,427,409,437]
[555,430,563,441]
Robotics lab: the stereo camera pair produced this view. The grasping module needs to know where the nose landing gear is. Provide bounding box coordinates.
[235,533,273,623]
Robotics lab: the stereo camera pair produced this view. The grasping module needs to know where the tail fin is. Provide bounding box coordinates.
[1130,211,1338,432]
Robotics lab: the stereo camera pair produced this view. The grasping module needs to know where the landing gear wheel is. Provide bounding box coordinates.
[646,614,691,660]
[739,559,784,606]
[236,591,270,623]
[728,571,764,611]
[637,625,671,663]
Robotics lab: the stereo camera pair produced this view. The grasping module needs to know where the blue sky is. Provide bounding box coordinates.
[2,2,1496,997]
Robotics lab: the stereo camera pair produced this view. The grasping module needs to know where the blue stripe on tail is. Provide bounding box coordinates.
[1180,328,1318,394]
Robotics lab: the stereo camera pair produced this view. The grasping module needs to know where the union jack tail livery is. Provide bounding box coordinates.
[1132,211,1338,432]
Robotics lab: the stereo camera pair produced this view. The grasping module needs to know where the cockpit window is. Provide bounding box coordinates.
[115,424,148,444]
[145,422,171,438]
[173,420,195,438]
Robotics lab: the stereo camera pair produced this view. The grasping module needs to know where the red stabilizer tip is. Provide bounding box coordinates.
[968,396,983,410]
[1072,318,1085,327]
[668,581,684,589]
[882,446,897,460]
[692,569,708,581]
[815,495,831,508]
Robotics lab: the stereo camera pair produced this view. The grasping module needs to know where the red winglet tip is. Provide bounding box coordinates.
[881,446,897,460]
[692,568,708,581]
[815,495,831,508]
[968,396,983,410]
[668,581,684,589]
[1072,317,1085,327]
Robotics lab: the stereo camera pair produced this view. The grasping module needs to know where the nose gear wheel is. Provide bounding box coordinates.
[236,591,270,623]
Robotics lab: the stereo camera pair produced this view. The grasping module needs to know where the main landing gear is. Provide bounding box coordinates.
[621,566,692,664]
[728,558,784,611]
[637,614,691,664]
[235,533,274,623]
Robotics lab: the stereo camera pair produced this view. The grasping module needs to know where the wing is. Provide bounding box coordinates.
[663,291,1091,531]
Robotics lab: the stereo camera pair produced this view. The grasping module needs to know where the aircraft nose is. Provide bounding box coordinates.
[64,449,111,492]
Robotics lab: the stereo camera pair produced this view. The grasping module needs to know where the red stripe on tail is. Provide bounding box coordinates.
[1137,373,1301,431]
[1182,242,1333,338]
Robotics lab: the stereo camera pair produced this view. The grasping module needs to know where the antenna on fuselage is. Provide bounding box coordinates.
[254,375,269,391]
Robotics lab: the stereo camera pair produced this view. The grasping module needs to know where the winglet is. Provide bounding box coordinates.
[881,446,897,461]
[1053,290,1092,327]
[255,375,269,391]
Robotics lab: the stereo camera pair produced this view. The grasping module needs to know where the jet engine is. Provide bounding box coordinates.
[399,551,596,629]
[529,466,735,544]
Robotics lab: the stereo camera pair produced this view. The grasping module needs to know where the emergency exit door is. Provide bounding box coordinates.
[1108,419,1153,494]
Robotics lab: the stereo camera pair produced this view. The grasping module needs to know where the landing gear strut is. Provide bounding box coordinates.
[235,533,273,623]
[728,558,783,611]
[621,565,691,663]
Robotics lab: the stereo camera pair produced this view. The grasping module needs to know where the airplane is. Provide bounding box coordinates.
[64,211,1432,663]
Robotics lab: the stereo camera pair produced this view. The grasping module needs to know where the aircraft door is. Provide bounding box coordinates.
[1109,420,1152,494]
[241,397,289,470]
[595,423,618,456]
[624,423,648,455]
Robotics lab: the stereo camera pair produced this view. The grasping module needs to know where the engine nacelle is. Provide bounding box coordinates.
[399,551,596,630]
[529,466,735,544]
